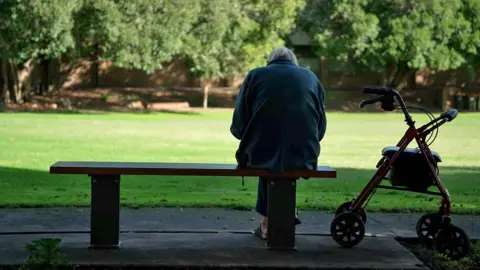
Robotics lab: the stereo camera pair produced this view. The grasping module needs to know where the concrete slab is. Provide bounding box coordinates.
[0,208,477,240]
[0,233,427,269]
[0,208,393,236]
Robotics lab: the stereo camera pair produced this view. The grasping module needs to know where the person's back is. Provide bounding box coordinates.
[231,50,326,174]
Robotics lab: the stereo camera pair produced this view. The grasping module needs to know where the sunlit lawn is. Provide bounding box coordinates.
[0,110,479,214]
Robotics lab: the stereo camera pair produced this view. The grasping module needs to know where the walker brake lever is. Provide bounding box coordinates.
[360,95,384,108]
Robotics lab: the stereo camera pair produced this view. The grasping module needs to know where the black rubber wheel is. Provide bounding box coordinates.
[416,213,442,247]
[335,201,367,224]
[331,212,365,248]
[434,225,471,260]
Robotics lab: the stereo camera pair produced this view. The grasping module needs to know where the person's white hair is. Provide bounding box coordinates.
[267,47,299,66]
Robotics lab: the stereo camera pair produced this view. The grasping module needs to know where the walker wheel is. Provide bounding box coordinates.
[434,225,470,260]
[416,213,442,247]
[331,212,365,248]
[335,201,367,223]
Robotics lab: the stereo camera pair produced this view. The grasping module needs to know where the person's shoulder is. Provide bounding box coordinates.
[248,66,266,74]
[298,66,318,78]
[293,66,320,82]
[243,67,264,79]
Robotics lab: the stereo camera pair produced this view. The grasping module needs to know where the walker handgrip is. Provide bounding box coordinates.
[363,86,392,95]
[441,109,458,122]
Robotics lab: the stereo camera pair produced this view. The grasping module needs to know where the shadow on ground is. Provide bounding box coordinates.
[0,233,427,270]
[3,87,238,114]
[0,165,478,214]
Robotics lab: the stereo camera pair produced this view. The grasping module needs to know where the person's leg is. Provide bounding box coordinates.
[254,177,301,239]
[255,177,268,238]
[256,177,268,216]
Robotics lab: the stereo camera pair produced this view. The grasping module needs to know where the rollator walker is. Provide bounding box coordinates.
[330,86,471,260]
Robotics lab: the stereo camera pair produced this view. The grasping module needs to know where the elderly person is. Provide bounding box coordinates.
[230,47,327,239]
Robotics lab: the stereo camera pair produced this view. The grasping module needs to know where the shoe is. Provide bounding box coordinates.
[295,217,302,225]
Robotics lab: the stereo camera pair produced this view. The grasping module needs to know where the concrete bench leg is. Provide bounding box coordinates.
[89,174,121,249]
[266,178,297,250]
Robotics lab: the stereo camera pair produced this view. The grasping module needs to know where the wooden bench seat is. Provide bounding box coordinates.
[50,161,337,251]
[50,161,337,178]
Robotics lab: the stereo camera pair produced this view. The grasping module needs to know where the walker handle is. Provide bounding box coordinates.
[441,109,458,122]
[363,86,393,95]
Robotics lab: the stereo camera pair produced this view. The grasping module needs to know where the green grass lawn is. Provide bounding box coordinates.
[0,110,479,214]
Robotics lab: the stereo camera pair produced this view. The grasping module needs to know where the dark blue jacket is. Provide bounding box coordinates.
[230,57,327,174]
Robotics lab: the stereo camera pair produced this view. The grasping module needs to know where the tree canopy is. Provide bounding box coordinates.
[298,0,480,89]
[183,0,305,77]
[0,0,81,105]
[73,0,202,72]
[0,0,80,61]
[1,0,479,108]
[0,0,305,107]
[180,0,305,107]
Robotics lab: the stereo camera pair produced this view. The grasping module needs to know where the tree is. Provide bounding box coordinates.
[298,0,480,90]
[182,0,234,109]
[73,0,202,74]
[0,0,81,105]
[183,0,306,108]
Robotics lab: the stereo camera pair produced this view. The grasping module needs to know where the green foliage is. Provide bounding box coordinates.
[232,0,307,73]
[20,238,68,270]
[183,0,306,79]
[182,0,231,79]
[299,0,480,87]
[100,93,109,102]
[0,0,305,81]
[0,0,81,61]
[0,0,304,106]
[73,0,201,72]
[123,93,141,102]
[429,242,480,270]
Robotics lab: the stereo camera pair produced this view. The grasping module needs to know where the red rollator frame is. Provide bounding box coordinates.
[330,86,471,260]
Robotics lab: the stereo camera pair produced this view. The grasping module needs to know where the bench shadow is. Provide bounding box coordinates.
[0,165,478,214]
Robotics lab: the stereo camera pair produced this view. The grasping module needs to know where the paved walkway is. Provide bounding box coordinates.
[0,207,477,269]
[0,233,427,269]
[0,207,478,238]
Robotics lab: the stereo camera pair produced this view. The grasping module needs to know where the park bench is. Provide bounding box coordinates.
[49,161,336,250]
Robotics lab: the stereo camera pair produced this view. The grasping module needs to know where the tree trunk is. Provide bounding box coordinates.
[6,59,22,104]
[48,57,61,93]
[382,63,398,87]
[38,58,49,95]
[92,43,100,87]
[203,81,210,109]
[0,59,8,110]
[17,59,36,102]
[320,56,329,87]
[394,68,416,91]
[382,62,416,91]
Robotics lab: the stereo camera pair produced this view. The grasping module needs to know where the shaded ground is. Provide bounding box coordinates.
[0,207,436,269]
[0,233,427,270]
[0,207,478,269]
[2,86,439,113]
[0,208,479,239]
[4,87,239,112]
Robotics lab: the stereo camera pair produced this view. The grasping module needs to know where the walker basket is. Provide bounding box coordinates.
[382,147,442,192]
